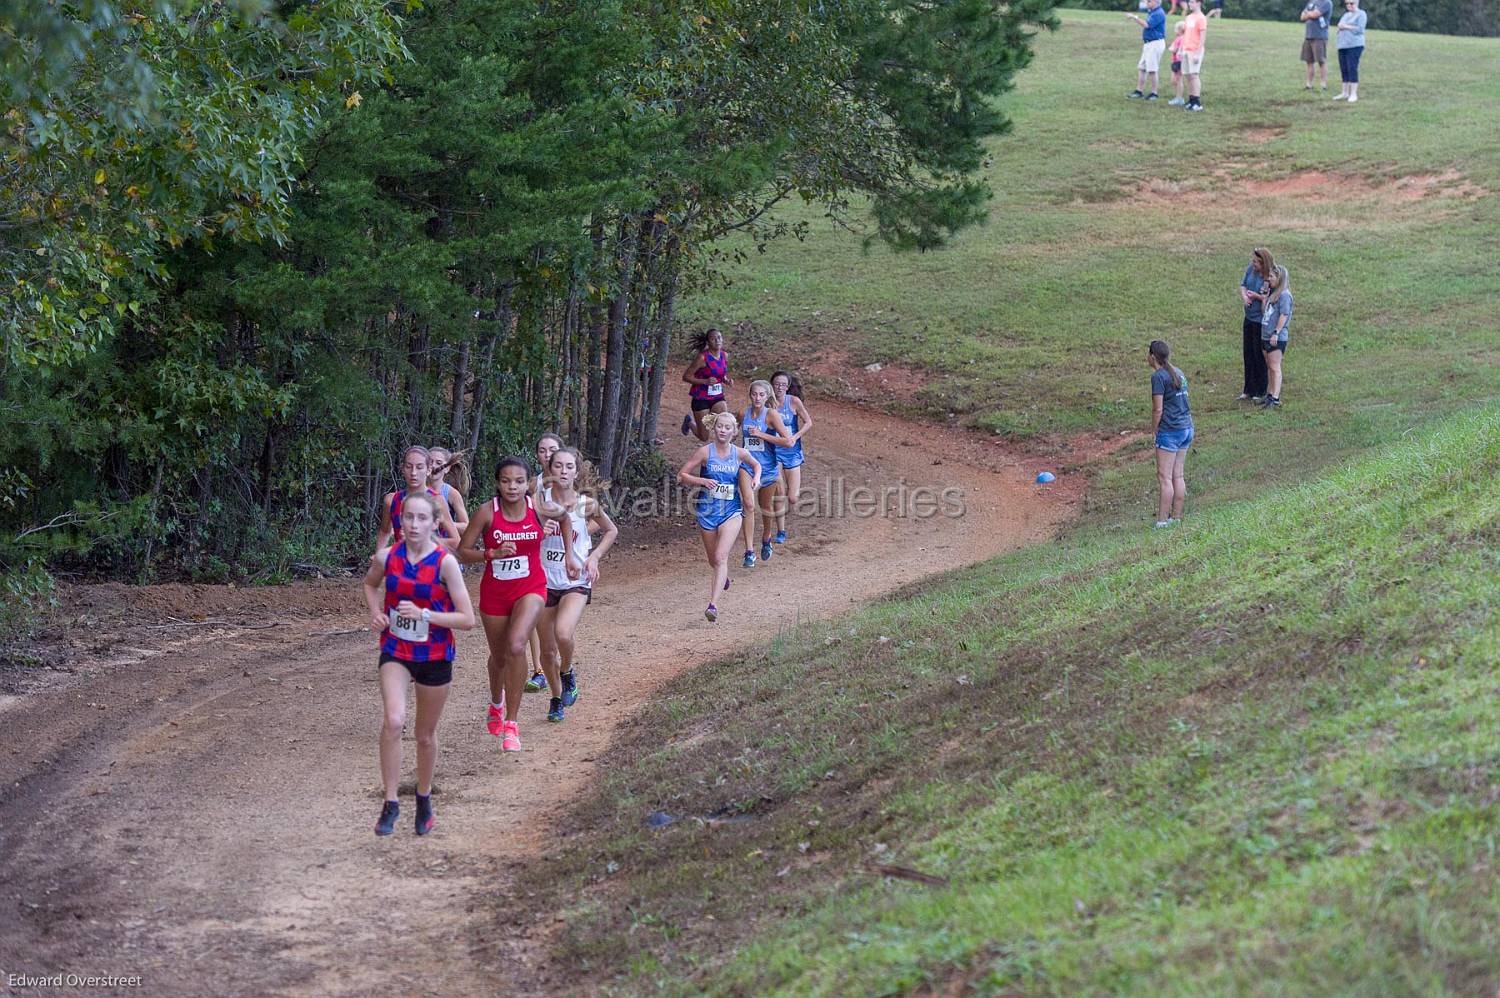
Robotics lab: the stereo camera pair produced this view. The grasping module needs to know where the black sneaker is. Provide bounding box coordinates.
[680,414,693,436]
[415,794,433,836]
[1145,92,1159,101]
[375,800,399,836]
[1186,103,1204,112]
[1261,395,1281,408]
[547,696,565,723]
[1127,89,1145,99]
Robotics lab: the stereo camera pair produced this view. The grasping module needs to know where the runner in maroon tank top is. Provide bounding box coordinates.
[457,456,572,754]
[680,327,732,442]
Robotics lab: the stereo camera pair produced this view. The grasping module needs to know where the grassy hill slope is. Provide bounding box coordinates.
[524,14,1500,994]
[689,10,1500,524]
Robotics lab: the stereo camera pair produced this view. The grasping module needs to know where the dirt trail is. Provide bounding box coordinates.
[0,398,1075,996]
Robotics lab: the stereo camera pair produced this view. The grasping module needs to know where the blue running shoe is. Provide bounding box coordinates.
[774,530,786,544]
[524,672,547,693]
[561,670,579,707]
[415,794,433,836]
[742,551,756,569]
[375,800,399,836]
[547,697,565,723]
[760,541,773,561]
[680,414,693,436]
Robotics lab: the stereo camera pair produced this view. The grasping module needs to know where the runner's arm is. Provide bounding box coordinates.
[446,487,470,534]
[435,555,476,630]
[791,397,813,442]
[362,548,392,631]
[737,446,761,483]
[682,356,707,386]
[586,509,619,577]
[456,502,491,564]
[761,410,795,448]
[435,503,460,552]
[375,493,395,549]
[676,446,714,487]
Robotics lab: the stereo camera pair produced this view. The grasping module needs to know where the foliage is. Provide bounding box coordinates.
[2,0,1056,585]
[0,0,405,367]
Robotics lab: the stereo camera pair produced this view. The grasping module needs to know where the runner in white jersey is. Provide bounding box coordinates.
[537,447,618,722]
[524,431,565,694]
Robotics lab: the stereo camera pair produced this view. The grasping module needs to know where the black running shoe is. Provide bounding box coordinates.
[415,794,433,836]
[375,800,399,836]
[561,670,579,707]
[680,414,693,436]
[547,697,565,723]
[1127,89,1145,99]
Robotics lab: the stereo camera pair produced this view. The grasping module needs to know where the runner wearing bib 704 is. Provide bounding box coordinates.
[678,411,758,623]
[457,457,573,754]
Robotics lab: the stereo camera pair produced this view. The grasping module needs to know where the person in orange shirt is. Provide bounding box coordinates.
[1180,0,1208,111]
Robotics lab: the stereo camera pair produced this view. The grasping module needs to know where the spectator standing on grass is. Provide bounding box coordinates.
[1167,22,1188,105]
[1334,0,1367,102]
[1238,248,1273,400]
[1259,266,1292,408]
[1126,0,1168,101]
[1148,340,1193,528]
[1207,0,1224,18]
[1300,0,1333,90]
[1180,0,1208,111]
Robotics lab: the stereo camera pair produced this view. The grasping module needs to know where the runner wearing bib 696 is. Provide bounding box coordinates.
[770,371,812,545]
[377,446,461,551]
[678,411,758,622]
[737,380,793,568]
[538,447,619,723]
[426,446,470,538]
[457,457,573,753]
[361,493,476,837]
[524,432,565,695]
[679,328,732,442]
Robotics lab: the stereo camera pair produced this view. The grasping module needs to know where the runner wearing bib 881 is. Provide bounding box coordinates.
[361,492,476,837]
[538,447,619,723]
[678,411,758,622]
[738,380,793,569]
[457,457,572,754]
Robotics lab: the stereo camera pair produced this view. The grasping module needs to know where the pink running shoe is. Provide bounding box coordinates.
[486,702,504,737]
[501,720,522,753]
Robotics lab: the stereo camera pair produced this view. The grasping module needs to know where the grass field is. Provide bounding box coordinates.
[531,12,1500,993]
[689,9,1500,524]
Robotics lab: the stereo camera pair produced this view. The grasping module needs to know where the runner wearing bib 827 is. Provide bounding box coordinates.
[738,380,793,569]
[457,457,572,754]
[678,411,758,622]
[362,492,475,837]
[537,447,619,723]
[523,432,565,696]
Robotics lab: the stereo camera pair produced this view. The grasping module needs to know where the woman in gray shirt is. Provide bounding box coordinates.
[1334,0,1367,102]
[1259,266,1292,408]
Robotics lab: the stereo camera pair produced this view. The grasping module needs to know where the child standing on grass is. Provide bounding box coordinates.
[1167,22,1188,105]
[1148,339,1193,528]
[1259,266,1292,408]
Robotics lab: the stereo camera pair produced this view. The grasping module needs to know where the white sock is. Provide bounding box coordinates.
[491,701,504,711]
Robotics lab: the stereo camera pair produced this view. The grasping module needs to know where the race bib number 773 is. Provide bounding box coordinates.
[490,556,527,581]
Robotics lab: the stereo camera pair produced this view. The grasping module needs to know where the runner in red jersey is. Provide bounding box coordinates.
[377,446,460,551]
[361,492,475,836]
[680,327,732,442]
[458,456,572,753]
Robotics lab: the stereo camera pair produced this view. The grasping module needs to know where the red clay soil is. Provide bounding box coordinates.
[0,397,1078,996]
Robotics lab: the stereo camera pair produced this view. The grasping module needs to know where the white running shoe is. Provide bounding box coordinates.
[1167,97,1186,106]
[1347,94,1358,103]
[1332,93,1347,101]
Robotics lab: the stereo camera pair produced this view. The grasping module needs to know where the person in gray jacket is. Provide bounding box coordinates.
[1300,0,1332,90]
[1334,0,1367,102]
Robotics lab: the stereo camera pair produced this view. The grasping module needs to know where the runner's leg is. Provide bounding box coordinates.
[553,592,588,678]
[502,595,546,721]
[537,603,564,696]
[713,517,741,600]
[412,679,451,796]
[738,468,758,558]
[378,661,409,802]
[482,613,509,710]
[778,464,802,536]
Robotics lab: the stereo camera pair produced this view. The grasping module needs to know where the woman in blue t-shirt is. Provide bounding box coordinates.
[1148,339,1193,528]
[1259,265,1291,409]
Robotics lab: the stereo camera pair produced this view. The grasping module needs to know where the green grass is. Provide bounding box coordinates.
[537,404,1500,995]
[523,14,1500,994]
[690,10,1500,521]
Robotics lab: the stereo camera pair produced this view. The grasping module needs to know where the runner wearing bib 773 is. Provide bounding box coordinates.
[678,411,758,622]
[457,457,572,754]
[361,492,476,837]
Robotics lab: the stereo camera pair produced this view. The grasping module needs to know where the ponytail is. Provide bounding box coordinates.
[428,447,472,496]
[1149,339,1182,390]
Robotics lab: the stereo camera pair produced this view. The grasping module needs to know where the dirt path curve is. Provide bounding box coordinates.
[0,399,1075,996]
